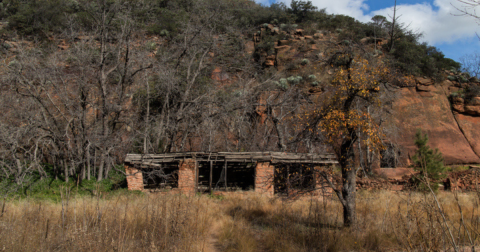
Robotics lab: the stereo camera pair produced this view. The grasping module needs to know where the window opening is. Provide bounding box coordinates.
[197,161,255,192]
[274,163,315,194]
[380,143,401,168]
[142,163,179,191]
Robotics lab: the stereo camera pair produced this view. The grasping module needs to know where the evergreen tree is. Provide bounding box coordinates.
[411,130,446,191]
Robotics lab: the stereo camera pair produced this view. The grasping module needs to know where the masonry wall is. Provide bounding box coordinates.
[178,159,196,194]
[125,164,144,191]
[255,162,274,196]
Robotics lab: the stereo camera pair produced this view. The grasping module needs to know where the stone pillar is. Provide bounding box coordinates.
[255,162,274,196]
[125,164,144,191]
[178,159,196,195]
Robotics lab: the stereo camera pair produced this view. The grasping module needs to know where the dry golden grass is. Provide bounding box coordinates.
[0,190,479,252]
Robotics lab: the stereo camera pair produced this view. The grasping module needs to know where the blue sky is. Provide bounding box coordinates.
[259,0,480,65]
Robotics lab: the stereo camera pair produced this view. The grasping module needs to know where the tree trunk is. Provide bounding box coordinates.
[63,160,69,183]
[87,145,91,180]
[339,91,357,227]
[340,136,357,227]
[97,152,105,181]
[389,0,397,52]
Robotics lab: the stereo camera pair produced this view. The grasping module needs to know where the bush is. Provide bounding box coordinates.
[286,75,302,85]
[276,78,289,90]
[464,84,480,103]
[411,130,446,192]
[447,75,457,81]
[387,34,460,78]
[5,0,73,36]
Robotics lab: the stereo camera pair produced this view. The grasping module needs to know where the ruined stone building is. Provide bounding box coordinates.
[124,152,337,195]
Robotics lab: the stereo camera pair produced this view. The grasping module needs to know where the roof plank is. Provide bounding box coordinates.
[125,152,337,167]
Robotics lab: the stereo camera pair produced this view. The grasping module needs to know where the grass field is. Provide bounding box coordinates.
[0,190,478,251]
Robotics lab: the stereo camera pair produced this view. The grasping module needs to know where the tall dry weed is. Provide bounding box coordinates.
[0,190,478,251]
[0,193,215,251]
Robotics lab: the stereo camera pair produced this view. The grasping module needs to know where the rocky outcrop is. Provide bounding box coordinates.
[445,167,480,191]
[391,78,480,165]
[251,24,480,165]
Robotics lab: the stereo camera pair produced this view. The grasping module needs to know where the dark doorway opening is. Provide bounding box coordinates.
[142,163,179,191]
[274,163,315,194]
[197,162,255,192]
[380,143,401,168]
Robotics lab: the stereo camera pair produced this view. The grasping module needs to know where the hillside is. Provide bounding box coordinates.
[0,0,478,189]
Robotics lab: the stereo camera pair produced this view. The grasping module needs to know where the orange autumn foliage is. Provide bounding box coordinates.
[318,57,389,155]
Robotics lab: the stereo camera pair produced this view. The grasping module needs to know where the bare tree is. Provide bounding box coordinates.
[0,0,151,183]
[454,0,480,22]
[460,51,480,78]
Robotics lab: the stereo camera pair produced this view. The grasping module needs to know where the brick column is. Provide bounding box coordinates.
[125,164,144,191]
[178,159,196,195]
[255,162,274,196]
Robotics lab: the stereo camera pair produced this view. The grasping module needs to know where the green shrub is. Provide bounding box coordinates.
[387,34,460,78]
[286,75,302,85]
[2,42,12,50]
[5,0,73,36]
[301,58,310,65]
[449,89,464,98]
[458,75,468,83]
[464,85,480,103]
[146,41,157,51]
[276,78,289,90]
[411,130,446,192]
[447,75,457,81]
[308,74,316,80]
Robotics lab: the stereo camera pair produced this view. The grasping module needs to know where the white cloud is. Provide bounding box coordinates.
[277,0,480,45]
[370,0,480,44]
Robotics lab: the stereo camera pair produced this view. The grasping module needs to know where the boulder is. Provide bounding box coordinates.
[211,67,230,82]
[464,105,480,116]
[453,104,465,113]
[265,60,275,66]
[245,41,255,55]
[360,37,371,44]
[416,77,433,86]
[469,97,480,106]
[416,84,437,92]
[295,29,304,36]
[274,45,291,53]
[451,96,464,104]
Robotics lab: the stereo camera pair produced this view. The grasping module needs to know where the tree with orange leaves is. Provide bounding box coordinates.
[308,53,389,227]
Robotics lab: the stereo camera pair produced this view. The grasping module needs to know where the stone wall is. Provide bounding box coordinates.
[255,162,274,196]
[178,160,196,194]
[125,164,144,191]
